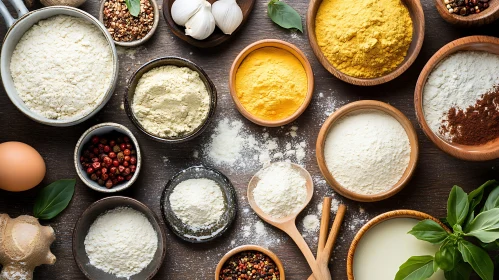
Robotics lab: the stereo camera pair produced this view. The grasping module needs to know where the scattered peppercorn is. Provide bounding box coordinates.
[220,251,280,280]
[444,0,491,16]
[81,133,138,189]
[102,0,154,42]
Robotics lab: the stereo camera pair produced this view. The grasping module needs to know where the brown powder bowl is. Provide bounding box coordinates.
[316,100,419,202]
[214,245,285,280]
[306,0,425,86]
[414,35,499,161]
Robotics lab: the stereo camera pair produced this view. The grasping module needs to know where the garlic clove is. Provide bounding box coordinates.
[171,0,204,26]
[185,1,216,40]
[212,0,243,35]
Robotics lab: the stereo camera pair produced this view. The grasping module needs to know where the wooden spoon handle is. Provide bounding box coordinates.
[317,197,332,258]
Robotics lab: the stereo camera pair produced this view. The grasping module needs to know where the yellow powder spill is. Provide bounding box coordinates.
[315,0,413,78]
[235,47,307,121]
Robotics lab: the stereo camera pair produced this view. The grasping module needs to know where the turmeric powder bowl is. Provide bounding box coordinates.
[229,39,314,127]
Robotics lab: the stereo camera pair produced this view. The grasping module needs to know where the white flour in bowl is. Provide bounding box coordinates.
[10,15,114,120]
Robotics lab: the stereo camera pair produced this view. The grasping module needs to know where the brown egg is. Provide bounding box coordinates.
[0,142,46,192]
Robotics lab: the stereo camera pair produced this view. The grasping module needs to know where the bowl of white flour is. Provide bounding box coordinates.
[0,7,118,126]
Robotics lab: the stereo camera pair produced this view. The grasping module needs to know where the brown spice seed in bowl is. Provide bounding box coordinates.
[103,0,154,42]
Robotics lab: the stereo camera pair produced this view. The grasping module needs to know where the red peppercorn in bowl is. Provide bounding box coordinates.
[74,122,142,193]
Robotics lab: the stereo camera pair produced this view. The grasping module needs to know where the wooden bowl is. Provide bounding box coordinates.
[214,245,285,280]
[346,210,450,280]
[229,39,314,127]
[163,0,255,48]
[414,36,499,161]
[306,0,425,86]
[316,100,419,202]
[435,0,499,27]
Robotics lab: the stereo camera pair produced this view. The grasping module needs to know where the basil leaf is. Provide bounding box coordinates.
[267,0,303,32]
[408,219,449,244]
[33,179,75,220]
[457,240,494,280]
[125,0,141,17]
[464,208,499,243]
[469,180,497,210]
[483,183,499,211]
[464,210,475,232]
[435,239,460,271]
[443,262,472,280]
[395,256,435,280]
[447,186,469,227]
[479,240,499,251]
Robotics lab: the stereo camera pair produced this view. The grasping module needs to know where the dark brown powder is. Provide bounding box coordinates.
[440,87,499,146]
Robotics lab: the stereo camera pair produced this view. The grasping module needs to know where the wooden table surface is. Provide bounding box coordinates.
[1,0,499,279]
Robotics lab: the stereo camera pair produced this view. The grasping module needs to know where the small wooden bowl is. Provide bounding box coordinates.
[163,0,255,48]
[435,0,499,27]
[346,210,450,280]
[99,0,160,47]
[316,100,419,202]
[229,39,314,127]
[306,0,424,86]
[414,36,499,161]
[214,245,285,280]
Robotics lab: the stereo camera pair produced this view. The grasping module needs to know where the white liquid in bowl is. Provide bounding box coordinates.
[353,218,445,280]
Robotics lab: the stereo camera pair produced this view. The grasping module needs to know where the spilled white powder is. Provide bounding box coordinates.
[252,162,307,218]
[324,109,411,195]
[303,215,320,232]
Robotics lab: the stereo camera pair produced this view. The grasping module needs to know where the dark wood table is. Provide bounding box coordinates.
[1,0,499,279]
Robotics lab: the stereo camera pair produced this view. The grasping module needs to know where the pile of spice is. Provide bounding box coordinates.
[84,207,158,278]
[444,0,490,15]
[80,133,138,189]
[132,65,210,138]
[423,51,499,145]
[235,47,308,121]
[315,0,413,78]
[219,251,280,280]
[102,0,154,42]
[324,109,411,195]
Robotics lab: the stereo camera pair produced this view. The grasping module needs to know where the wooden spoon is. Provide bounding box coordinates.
[247,162,331,280]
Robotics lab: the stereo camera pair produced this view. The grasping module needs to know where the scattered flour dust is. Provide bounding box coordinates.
[303,215,320,232]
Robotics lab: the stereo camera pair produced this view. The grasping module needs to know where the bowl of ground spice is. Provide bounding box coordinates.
[99,0,159,47]
[307,0,425,86]
[215,245,285,280]
[229,39,314,127]
[435,0,499,26]
[415,36,499,161]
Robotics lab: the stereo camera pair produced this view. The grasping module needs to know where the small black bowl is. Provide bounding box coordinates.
[160,166,237,243]
[124,56,217,143]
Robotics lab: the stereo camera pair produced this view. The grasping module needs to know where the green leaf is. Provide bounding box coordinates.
[408,219,449,244]
[457,240,494,280]
[33,179,75,220]
[483,183,499,211]
[125,0,141,17]
[465,208,499,243]
[435,239,460,271]
[447,186,469,227]
[395,256,435,280]
[479,240,499,251]
[468,180,497,210]
[267,0,303,32]
[443,262,472,280]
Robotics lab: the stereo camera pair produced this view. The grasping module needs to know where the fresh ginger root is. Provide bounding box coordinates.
[0,214,56,280]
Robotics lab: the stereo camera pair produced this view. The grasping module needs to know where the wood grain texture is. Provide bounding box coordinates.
[434,0,499,27]
[306,0,425,86]
[0,0,498,279]
[414,35,499,161]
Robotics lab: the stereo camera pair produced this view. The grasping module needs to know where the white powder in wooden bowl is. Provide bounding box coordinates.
[10,15,113,120]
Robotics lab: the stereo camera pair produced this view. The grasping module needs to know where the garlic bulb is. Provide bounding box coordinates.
[171,0,204,26]
[212,0,243,35]
[185,1,216,40]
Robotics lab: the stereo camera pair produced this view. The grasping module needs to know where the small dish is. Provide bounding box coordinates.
[72,196,167,280]
[98,0,159,47]
[306,0,424,86]
[346,210,449,280]
[124,56,217,143]
[74,122,142,193]
[229,39,314,127]
[160,165,237,243]
[316,100,419,202]
[215,245,286,280]
[435,0,499,26]
[414,36,499,161]
[163,0,256,48]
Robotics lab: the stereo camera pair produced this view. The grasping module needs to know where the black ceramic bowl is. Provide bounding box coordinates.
[124,56,217,143]
[160,166,237,243]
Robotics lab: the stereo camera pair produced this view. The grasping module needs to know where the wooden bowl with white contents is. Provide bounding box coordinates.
[316,100,419,202]
[435,0,499,27]
[414,36,499,161]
